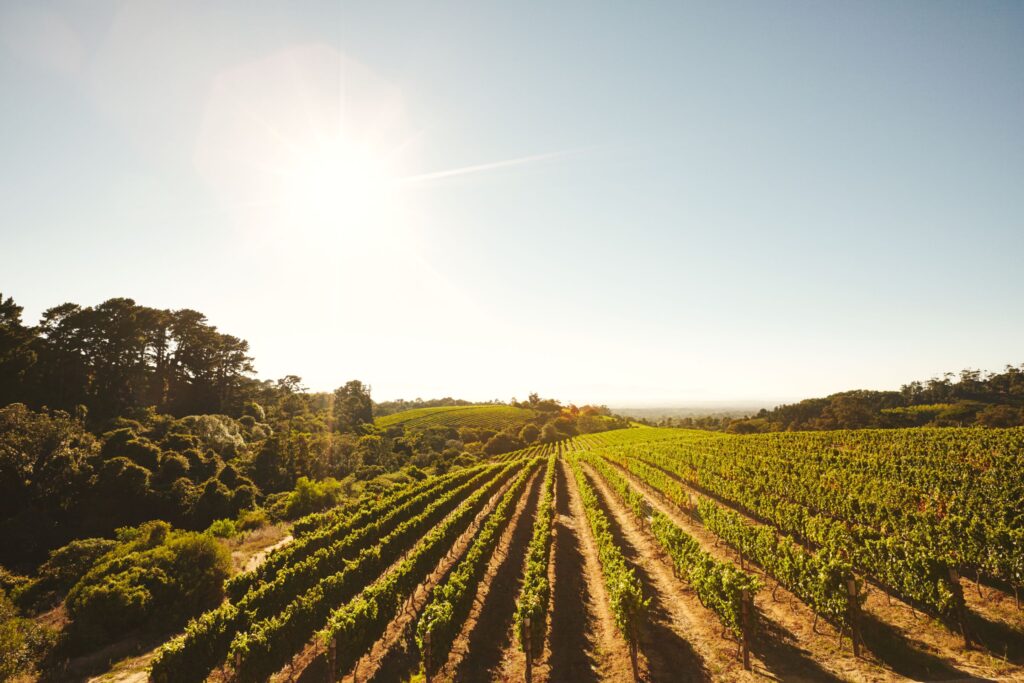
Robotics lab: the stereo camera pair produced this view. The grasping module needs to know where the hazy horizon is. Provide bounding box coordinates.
[3,1,1022,406]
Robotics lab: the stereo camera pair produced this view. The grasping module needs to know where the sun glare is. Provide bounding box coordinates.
[279,134,400,241]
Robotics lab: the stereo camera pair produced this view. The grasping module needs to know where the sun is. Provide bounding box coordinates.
[279,134,400,241]
[194,44,562,265]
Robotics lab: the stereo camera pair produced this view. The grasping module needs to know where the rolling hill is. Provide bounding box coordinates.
[375,404,538,431]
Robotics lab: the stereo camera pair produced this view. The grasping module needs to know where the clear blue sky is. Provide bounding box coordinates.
[2,1,1022,405]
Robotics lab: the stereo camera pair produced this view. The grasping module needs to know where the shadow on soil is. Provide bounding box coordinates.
[548,464,602,683]
[968,609,1024,665]
[859,612,991,682]
[581,468,709,682]
[454,473,544,680]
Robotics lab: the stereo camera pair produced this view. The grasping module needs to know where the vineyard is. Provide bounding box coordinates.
[374,405,538,431]
[149,427,1024,682]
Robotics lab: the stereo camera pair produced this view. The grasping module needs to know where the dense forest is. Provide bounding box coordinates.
[659,366,1024,433]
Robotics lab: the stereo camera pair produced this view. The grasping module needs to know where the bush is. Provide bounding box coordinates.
[161,432,199,452]
[519,423,540,444]
[976,404,1023,428]
[0,589,56,680]
[205,519,236,538]
[354,464,386,481]
[65,526,230,648]
[0,567,29,594]
[123,438,161,471]
[539,423,560,443]
[483,432,523,456]
[235,508,269,532]
[217,463,239,487]
[551,416,578,437]
[14,537,118,610]
[100,427,136,459]
[283,477,343,519]
[189,479,234,528]
[242,401,266,421]
[231,484,258,515]
[155,452,190,487]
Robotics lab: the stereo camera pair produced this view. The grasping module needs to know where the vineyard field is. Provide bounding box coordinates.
[148,427,1024,682]
[375,404,539,431]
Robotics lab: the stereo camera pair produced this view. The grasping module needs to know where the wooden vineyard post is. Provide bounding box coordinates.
[846,579,861,657]
[327,636,337,683]
[740,590,752,671]
[948,568,972,649]
[233,652,241,681]
[524,614,533,683]
[424,630,432,683]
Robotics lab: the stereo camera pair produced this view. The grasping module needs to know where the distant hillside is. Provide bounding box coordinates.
[671,365,1024,433]
[612,404,774,422]
[375,404,538,431]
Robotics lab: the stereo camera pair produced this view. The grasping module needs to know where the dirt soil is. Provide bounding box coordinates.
[444,467,545,681]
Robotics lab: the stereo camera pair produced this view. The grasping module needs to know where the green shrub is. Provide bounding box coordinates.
[189,479,233,528]
[14,537,118,611]
[235,508,269,531]
[100,427,136,458]
[519,423,540,443]
[156,452,190,482]
[64,525,231,648]
[0,567,29,594]
[206,519,236,538]
[123,438,162,470]
[162,432,199,452]
[0,589,56,680]
[242,401,265,421]
[231,484,258,515]
[283,476,343,519]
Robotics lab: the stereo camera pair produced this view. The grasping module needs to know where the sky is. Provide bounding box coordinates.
[1,1,1022,407]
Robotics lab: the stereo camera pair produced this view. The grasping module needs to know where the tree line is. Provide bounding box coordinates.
[1,293,257,421]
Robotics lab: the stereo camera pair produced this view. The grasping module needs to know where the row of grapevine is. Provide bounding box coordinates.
[416,459,541,673]
[567,454,648,645]
[642,429,1022,590]
[494,442,550,463]
[514,453,557,655]
[629,445,962,619]
[227,460,525,682]
[231,465,485,598]
[312,459,538,679]
[290,465,475,537]
[232,466,502,621]
[150,463,509,683]
[600,450,857,628]
[579,452,760,640]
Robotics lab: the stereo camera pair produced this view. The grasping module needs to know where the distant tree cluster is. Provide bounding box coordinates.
[373,396,482,417]
[665,366,1024,433]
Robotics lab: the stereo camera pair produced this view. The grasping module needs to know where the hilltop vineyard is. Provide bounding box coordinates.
[149,427,1024,682]
[374,404,540,431]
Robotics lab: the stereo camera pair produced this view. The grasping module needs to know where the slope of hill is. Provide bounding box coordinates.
[375,404,538,431]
